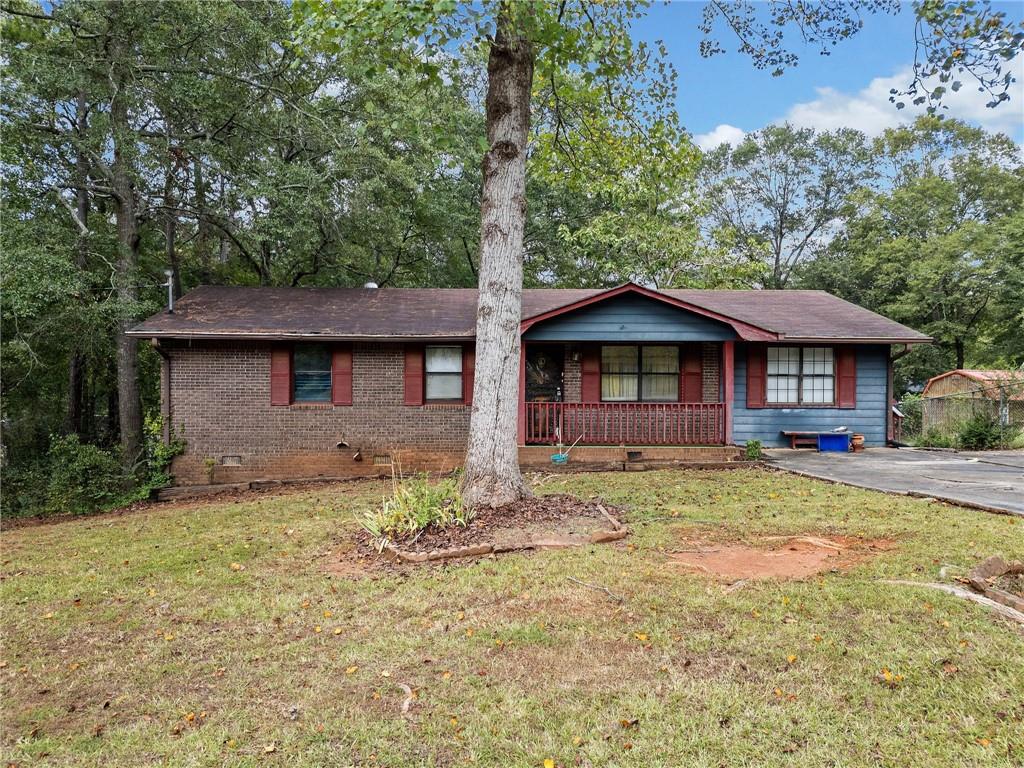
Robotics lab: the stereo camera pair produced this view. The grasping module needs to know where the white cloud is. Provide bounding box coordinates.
[781,57,1024,138]
[693,123,746,151]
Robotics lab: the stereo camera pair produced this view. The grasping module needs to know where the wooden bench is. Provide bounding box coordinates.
[781,431,826,449]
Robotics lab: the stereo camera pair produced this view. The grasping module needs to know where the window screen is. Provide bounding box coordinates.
[425,346,463,401]
[292,344,332,402]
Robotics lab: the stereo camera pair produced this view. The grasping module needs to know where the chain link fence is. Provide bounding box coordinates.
[897,381,1024,448]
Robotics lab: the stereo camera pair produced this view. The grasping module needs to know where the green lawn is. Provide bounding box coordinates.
[2,469,1022,767]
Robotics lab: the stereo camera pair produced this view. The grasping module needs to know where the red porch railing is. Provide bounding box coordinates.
[524,401,726,445]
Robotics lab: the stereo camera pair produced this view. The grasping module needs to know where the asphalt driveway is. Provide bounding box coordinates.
[767,447,1024,516]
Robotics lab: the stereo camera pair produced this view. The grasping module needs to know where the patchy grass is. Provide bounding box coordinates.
[2,469,1022,767]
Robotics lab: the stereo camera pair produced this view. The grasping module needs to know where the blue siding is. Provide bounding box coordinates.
[524,294,737,342]
[733,344,890,447]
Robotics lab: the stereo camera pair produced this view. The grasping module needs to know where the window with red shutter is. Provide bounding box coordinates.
[746,344,767,408]
[270,347,291,406]
[403,344,424,406]
[836,346,857,409]
[580,345,601,402]
[462,344,475,405]
[331,345,353,406]
[681,344,703,402]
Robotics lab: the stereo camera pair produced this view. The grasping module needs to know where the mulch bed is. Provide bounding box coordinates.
[356,493,623,556]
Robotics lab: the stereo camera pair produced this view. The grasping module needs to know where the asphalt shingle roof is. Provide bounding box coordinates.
[128,285,931,344]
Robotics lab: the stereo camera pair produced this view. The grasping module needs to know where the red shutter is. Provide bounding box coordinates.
[331,344,353,406]
[270,347,291,406]
[462,344,475,405]
[403,344,424,406]
[746,344,766,409]
[581,344,601,402]
[681,344,703,403]
[836,346,857,409]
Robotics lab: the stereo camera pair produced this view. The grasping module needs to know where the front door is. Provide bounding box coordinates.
[526,345,564,402]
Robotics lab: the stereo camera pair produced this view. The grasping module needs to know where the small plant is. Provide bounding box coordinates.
[956,413,1005,450]
[744,440,763,461]
[361,472,471,551]
[142,413,185,490]
[204,457,217,483]
[917,429,955,448]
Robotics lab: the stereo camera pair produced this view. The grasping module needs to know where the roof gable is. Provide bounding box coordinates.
[522,283,774,341]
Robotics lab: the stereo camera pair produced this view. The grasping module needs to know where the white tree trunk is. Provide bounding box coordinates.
[461,10,534,510]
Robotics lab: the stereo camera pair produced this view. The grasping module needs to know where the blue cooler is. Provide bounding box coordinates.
[817,433,851,452]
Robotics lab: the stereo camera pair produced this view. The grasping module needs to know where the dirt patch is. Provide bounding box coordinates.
[356,494,623,556]
[667,534,893,581]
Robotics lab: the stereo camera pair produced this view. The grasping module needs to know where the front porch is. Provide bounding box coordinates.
[517,337,736,447]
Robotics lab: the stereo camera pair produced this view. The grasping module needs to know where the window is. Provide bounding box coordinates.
[292,344,332,402]
[601,345,679,402]
[425,345,463,401]
[642,346,679,401]
[767,346,834,405]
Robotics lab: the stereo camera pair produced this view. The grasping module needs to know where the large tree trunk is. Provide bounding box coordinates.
[66,93,90,436]
[109,14,144,466]
[461,9,534,510]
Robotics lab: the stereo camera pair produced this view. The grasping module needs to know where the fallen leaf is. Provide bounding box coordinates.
[544,760,555,768]
[263,742,277,753]
[345,666,358,675]
[786,654,797,665]
[229,563,244,572]
[633,632,648,643]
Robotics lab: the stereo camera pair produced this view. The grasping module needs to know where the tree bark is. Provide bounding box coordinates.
[461,8,534,510]
[109,8,144,466]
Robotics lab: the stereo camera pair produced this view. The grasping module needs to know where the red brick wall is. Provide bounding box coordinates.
[165,341,470,484]
[702,342,721,402]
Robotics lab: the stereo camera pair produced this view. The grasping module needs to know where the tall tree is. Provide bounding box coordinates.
[798,117,1024,386]
[298,0,687,507]
[701,124,872,288]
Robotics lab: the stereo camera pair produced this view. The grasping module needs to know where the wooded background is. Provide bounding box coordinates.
[2,0,1022,513]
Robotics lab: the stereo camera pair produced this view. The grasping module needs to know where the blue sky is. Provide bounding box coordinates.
[633,1,1024,148]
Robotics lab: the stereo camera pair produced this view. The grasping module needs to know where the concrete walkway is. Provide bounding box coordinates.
[767,447,1024,516]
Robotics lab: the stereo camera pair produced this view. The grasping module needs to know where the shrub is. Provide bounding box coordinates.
[744,440,763,461]
[917,429,955,449]
[43,434,127,515]
[1,414,186,518]
[956,413,1005,451]
[361,473,471,550]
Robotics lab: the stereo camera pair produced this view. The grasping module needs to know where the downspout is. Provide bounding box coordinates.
[150,338,171,444]
[887,344,912,446]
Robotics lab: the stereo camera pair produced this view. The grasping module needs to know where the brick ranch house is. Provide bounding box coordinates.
[129,283,930,485]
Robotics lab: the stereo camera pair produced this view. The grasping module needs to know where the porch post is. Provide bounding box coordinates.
[722,340,734,444]
[517,340,527,445]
